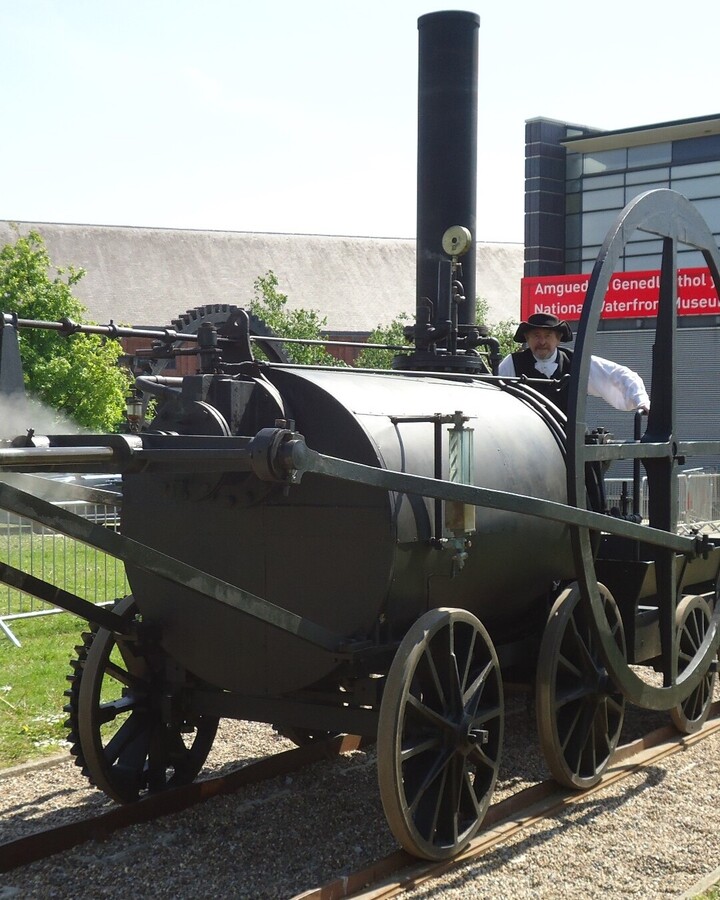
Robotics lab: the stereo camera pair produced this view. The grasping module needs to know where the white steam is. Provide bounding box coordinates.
[0,394,87,440]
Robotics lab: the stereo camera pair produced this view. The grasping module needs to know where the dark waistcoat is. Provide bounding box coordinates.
[511,347,574,414]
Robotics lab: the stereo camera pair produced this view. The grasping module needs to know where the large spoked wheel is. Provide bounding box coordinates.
[377,608,503,860]
[567,189,720,711]
[71,596,219,803]
[536,583,625,788]
[670,594,717,734]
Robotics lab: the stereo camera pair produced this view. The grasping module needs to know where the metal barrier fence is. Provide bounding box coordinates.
[2,471,717,647]
[605,469,720,531]
[0,499,129,647]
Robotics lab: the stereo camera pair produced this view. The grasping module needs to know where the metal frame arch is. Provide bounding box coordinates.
[567,189,720,711]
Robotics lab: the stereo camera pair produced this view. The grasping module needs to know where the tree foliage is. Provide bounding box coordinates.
[355,300,519,370]
[250,271,342,366]
[475,296,518,361]
[0,229,131,431]
[355,313,412,369]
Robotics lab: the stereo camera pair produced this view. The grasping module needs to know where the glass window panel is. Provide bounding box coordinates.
[582,173,625,189]
[671,160,720,179]
[566,213,581,248]
[566,193,581,214]
[626,167,669,185]
[625,182,669,203]
[672,134,720,165]
[566,248,581,265]
[623,253,662,271]
[566,178,581,193]
[583,148,627,174]
[583,187,625,211]
[566,154,582,179]
[677,248,708,267]
[627,142,671,168]
[624,237,664,256]
[691,198,720,231]
[582,209,620,244]
[671,174,720,200]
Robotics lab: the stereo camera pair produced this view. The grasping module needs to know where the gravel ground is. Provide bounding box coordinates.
[1,703,719,899]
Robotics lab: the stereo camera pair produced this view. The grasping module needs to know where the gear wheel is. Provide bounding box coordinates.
[64,596,218,803]
[170,304,289,365]
[64,624,99,782]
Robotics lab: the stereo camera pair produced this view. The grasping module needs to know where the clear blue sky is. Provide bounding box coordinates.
[2,0,719,243]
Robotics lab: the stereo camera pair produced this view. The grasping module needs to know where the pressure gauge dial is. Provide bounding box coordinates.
[442,225,472,258]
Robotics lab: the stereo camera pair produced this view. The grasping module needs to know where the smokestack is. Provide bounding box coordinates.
[416,11,479,326]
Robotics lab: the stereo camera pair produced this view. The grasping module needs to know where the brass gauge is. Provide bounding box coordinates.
[442,225,472,257]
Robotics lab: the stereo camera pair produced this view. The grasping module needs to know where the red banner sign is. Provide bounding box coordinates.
[520,267,720,322]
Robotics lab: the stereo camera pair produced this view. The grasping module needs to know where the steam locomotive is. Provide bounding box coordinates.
[0,12,719,861]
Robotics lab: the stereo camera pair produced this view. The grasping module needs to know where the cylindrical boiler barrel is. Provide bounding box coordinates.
[121,367,574,697]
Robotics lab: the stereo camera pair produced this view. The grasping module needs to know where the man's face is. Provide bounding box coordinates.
[526,327,561,360]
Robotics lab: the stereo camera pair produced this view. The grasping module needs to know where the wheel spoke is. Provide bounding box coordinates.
[421,646,448,714]
[568,616,601,678]
[458,627,477,695]
[406,693,455,733]
[467,741,499,772]
[557,652,583,680]
[555,683,592,707]
[96,693,140,726]
[400,733,443,762]
[104,659,144,691]
[462,659,494,712]
[471,703,502,728]
[104,710,151,768]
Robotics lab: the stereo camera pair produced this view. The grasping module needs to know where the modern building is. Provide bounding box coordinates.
[523,113,720,473]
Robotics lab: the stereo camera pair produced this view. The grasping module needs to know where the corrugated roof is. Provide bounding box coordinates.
[0,221,523,332]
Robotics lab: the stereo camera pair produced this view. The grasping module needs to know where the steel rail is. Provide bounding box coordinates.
[297,706,720,899]
[2,712,718,887]
[0,735,364,873]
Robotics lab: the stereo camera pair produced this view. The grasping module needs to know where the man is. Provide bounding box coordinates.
[497,313,650,415]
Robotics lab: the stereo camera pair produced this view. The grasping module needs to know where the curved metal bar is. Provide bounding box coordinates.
[568,189,720,710]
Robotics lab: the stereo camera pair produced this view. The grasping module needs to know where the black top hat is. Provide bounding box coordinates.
[513,313,573,343]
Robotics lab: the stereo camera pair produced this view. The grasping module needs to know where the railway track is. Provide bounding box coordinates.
[2,707,719,897]
[297,711,720,898]
[0,733,364,873]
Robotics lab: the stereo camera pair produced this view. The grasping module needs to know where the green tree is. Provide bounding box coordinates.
[250,271,342,366]
[355,300,519,370]
[0,229,131,431]
[476,297,518,360]
[355,313,412,369]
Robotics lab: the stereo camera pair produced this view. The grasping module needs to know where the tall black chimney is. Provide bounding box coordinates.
[416,11,479,326]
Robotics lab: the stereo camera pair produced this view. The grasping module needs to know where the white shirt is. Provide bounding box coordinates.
[497,351,650,412]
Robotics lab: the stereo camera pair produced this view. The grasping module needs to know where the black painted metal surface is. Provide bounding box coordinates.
[416,11,479,323]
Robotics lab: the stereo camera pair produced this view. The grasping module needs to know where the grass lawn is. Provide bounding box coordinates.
[0,611,90,767]
[0,526,129,768]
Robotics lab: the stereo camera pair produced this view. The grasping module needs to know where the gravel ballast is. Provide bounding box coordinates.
[1,707,720,898]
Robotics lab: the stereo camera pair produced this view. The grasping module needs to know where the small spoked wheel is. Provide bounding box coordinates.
[73,596,219,803]
[671,594,717,734]
[377,608,503,860]
[536,582,625,789]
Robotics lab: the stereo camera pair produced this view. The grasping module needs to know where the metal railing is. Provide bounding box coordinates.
[0,497,129,647]
[605,469,720,532]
